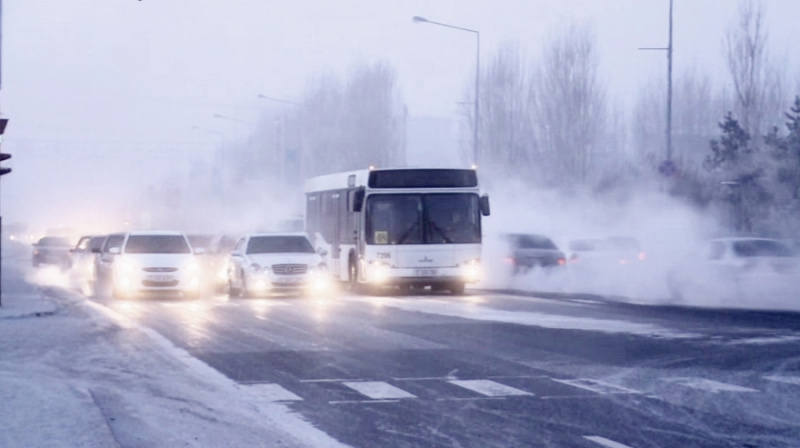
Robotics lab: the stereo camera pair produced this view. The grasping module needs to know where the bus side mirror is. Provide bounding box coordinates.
[480,194,491,216]
[350,188,365,213]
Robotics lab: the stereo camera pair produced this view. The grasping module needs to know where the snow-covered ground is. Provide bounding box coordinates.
[0,263,348,448]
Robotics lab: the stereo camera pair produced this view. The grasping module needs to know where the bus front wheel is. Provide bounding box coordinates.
[348,260,360,293]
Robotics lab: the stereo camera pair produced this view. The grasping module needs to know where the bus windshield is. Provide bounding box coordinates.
[365,193,481,245]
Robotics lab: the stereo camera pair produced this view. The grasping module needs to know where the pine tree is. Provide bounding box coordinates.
[705,112,771,234]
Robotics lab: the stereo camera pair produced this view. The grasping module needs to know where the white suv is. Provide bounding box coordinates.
[110,231,204,299]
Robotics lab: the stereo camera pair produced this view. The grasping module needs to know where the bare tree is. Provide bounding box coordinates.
[476,43,536,176]
[633,67,726,168]
[299,60,405,177]
[299,72,344,177]
[340,60,405,170]
[724,0,784,137]
[533,21,606,187]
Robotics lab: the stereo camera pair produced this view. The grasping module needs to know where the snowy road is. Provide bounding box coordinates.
[90,287,800,448]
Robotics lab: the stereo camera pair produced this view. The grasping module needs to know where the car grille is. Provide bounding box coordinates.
[272,264,307,275]
[143,267,178,273]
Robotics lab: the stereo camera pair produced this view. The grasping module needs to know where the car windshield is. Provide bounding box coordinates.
[732,239,794,257]
[365,193,481,245]
[37,237,71,247]
[124,235,191,254]
[247,236,314,254]
[569,239,603,251]
[513,234,558,250]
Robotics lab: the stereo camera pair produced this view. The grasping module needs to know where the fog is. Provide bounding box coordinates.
[3,1,800,311]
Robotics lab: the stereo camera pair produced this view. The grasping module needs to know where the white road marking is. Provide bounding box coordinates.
[731,335,800,345]
[764,375,800,386]
[247,383,303,401]
[583,435,636,448]
[448,379,532,397]
[330,399,400,405]
[661,377,759,393]
[343,381,417,400]
[435,397,507,402]
[392,376,454,381]
[300,378,360,383]
[551,378,640,395]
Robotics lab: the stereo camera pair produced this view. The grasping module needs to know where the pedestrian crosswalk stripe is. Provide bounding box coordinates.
[584,435,636,448]
[248,383,303,401]
[343,381,417,400]
[448,379,532,397]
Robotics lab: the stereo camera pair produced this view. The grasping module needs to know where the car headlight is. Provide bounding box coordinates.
[184,259,201,274]
[310,263,328,275]
[249,263,270,274]
[117,258,138,274]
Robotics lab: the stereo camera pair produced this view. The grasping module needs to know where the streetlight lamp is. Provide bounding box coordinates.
[412,15,480,165]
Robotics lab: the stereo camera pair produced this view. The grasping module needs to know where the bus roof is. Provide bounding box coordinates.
[305,167,479,192]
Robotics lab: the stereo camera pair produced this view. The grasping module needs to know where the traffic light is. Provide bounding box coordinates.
[0,118,9,176]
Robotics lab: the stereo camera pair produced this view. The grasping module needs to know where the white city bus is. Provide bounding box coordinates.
[304,167,490,294]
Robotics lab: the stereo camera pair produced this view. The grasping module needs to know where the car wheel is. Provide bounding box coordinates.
[449,282,466,295]
[228,279,241,298]
[240,275,252,298]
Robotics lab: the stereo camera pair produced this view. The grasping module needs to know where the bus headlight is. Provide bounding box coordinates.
[460,259,481,282]
[368,260,391,284]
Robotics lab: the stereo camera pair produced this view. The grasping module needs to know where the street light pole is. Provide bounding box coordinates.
[412,16,480,165]
[257,94,302,186]
[638,0,674,162]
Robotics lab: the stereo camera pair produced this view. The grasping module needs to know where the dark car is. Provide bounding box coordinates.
[503,233,566,275]
[93,233,126,296]
[32,236,73,269]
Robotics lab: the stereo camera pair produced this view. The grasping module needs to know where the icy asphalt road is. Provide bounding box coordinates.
[3,261,800,447]
[92,285,800,448]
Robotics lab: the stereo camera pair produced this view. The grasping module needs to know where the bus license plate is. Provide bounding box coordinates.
[414,269,438,277]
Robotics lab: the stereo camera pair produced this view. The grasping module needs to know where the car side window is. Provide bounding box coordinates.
[103,234,125,253]
[76,237,91,250]
[234,238,246,253]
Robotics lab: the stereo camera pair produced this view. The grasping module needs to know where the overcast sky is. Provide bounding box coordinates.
[1,0,799,233]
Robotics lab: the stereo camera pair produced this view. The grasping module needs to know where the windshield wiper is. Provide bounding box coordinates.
[427,221,453,244]
[396,221,420,244]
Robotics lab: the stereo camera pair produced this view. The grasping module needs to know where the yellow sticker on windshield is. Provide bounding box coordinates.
[375,231,388,244]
